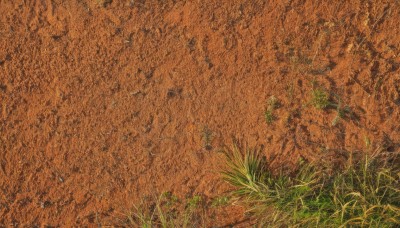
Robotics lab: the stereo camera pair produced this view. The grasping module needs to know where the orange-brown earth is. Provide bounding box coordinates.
[1,0,399,226]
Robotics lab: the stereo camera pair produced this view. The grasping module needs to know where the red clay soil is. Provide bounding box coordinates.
[1,0,400,226]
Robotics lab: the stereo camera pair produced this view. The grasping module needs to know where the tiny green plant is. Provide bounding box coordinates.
[331,94,352,126]
[211,196,230,207]
[264,110,274,124]
[186,195,202,209]
[182,195,203,227]
[311,88,330,109]
[264,96,279,124]
[309,87,352,126]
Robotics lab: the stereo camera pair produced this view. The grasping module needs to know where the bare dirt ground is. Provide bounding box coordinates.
[1,0,399,226]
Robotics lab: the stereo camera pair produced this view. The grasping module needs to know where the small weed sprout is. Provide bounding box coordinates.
[265,96,280,124]
[211,196,230,207]
[311,88,330,109]
[186,195,202,210]
[264,110,274,124]
[309,87,352,126]
[183,195,203,227]
[331,94,352,126]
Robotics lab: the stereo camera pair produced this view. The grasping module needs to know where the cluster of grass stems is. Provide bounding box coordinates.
[265,96,279,124]
[222,144,400,227]
[310,88,352,126]
[125,192,205,228]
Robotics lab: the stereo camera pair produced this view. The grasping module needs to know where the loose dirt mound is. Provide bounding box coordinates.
[1,0,399,226]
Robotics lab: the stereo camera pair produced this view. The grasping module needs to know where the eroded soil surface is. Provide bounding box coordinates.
[1,0,399,226]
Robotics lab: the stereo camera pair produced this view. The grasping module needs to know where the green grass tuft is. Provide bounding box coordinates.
[264,96,279,125]
[311,89,330,109]
[264,110,274,124]
[126,192,206,228]
[211,196,230,207]
[222,144,400,227]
